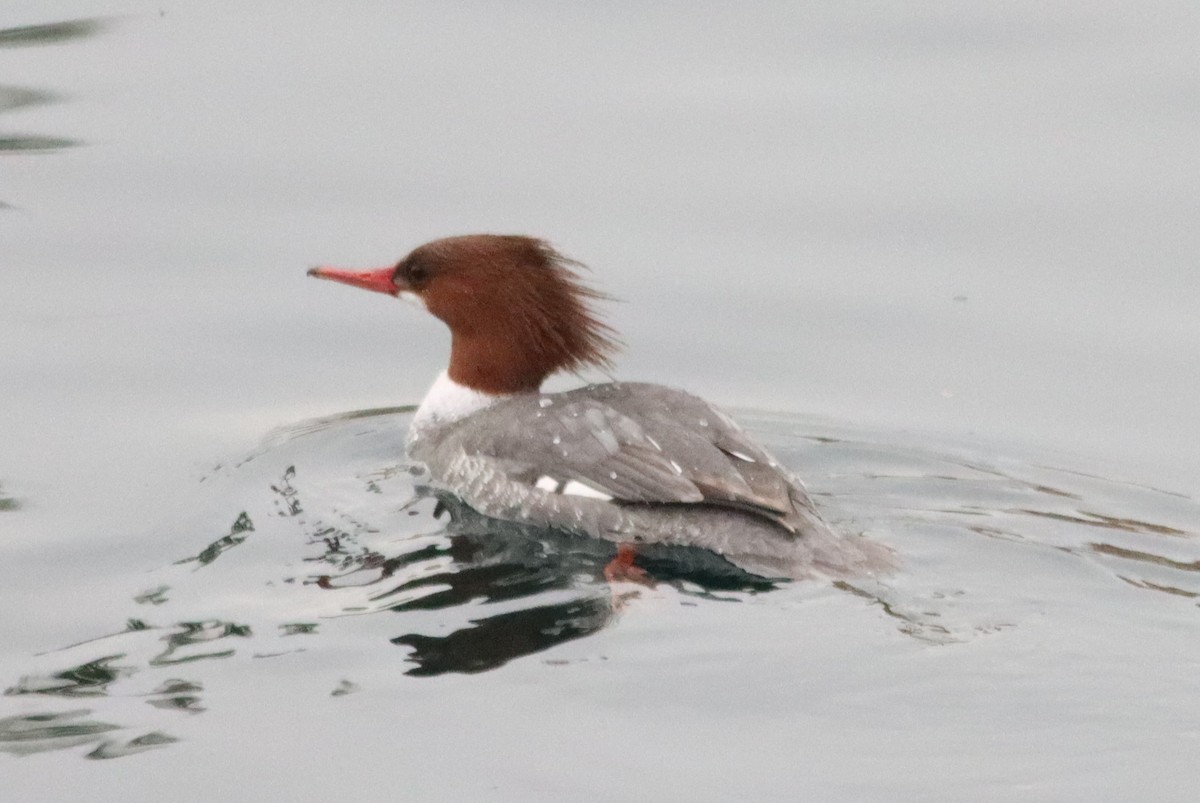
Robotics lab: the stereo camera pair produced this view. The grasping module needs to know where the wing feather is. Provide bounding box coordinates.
[428,383,814,534]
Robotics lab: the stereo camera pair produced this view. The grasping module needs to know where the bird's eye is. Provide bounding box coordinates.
[394,260,430,287]
[400,260,430,286]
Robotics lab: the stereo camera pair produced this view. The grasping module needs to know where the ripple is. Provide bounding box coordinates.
[0,16,109,201]
[0,85,59,113]
[0,18,108,48]
[0,482,19,512]
[0,134,81,153]
[3,407,1198,759]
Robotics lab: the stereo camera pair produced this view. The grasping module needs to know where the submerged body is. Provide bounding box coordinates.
[309,234,891,580]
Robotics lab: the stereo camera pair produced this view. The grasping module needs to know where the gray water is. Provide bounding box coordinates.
[2,3,1198,800]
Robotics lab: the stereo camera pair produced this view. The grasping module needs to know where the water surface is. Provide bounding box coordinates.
[2,3,1198,800]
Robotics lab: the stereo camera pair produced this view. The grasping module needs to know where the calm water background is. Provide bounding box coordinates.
[2,2,1198,800]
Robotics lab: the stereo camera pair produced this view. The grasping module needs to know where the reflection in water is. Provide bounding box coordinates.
[304,490,777,675]
[0,58,80,153]
[377,520,619,676]
[0,482,18,511]
[330,680,359,697]
[6,655,133,698]
[150,621,251,667]
[0,86,58,113]
[1023,509,1189,537]
[134,585,171,606]
[174,512,255,567]
[0,134,80,153]
[806,428,1200,619]
[0,705,173,759]
[0,710,120,757]
[2,618,246,757]
[0,18,108,47]
[1089,542,1199,573]
[833,580,956,643]
[83,730,178,760]
[280,622,319,636]
[394,596,613,677]
[3,408,1198,758]
[191,447,777,679]
[0,658,181,754]
[144,680,204,714]
[0,16,108,205]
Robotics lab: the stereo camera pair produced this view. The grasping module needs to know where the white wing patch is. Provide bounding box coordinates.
[534,475,613,501]
[562,480,613,500]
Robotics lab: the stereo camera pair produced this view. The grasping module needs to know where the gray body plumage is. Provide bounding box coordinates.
[408,381,889,580]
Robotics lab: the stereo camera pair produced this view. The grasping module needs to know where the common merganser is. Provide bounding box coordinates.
[308,235,890,580]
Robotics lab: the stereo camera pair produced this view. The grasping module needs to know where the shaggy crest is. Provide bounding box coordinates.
[395,235,621,394]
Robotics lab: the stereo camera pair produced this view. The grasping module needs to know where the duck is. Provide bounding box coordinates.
[308,234,889,580]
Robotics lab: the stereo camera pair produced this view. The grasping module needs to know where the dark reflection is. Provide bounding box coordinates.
[0,16,109,203]
[5,406,1198,768]
[312,494,778,676]
[5,654,132,698]
[280,622,319,636]
[0,85,57,113]
[330,680,359,697]
[0,18,108,47]
[834,580,955,644]
[0,619,237,758]
[1090,542,1200,573]
[150,621,251,666]
[259,405,417,447]
[0,620,226,759]
[86,730,178,760]
[0,704,175,759]
[175,512,255,567]
[145,680,205,714]
[134,585,170,605]
[0,482,19,511]
[0,710,120,756]
[271,465,303,516]
[0,134,81,153]
[1018,508,1189,537]
[796,431,1200,638]
[394,597,613,677]
[1117,575,1199,599]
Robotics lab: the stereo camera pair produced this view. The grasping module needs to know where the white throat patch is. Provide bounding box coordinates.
[411,370,503,432]
[398,290,426,310]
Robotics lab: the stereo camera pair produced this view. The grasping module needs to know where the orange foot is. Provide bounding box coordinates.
[603,543,652,586]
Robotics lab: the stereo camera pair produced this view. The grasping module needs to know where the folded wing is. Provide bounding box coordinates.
[442,383,814,535]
